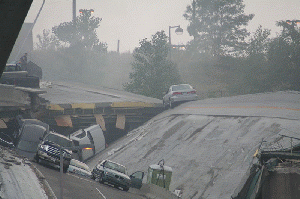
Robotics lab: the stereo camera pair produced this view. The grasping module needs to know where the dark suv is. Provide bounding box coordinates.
[35,132,75,172]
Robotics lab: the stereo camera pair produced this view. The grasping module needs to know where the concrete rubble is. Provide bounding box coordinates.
[0,146,53,199]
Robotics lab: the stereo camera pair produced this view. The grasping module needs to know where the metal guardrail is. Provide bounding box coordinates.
[260,134,300,155]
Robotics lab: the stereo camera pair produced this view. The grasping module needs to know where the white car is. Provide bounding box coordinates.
[70,124,106,162]
[67,159,92,178]
[163,84,198,109]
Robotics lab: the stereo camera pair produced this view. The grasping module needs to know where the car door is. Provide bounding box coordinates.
[130,171,144,189]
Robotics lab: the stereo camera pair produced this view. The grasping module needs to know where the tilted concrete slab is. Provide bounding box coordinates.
[87,91,300,198]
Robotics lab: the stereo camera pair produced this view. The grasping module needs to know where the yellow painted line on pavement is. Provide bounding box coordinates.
[71,103,96,109]
[48,104,64,111]
[184,106,300,111]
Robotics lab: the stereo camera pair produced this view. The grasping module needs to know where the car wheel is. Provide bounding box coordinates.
[123,186,129,192]
[99,173,104,184]
[163,100,167,110]
[91,175,95,180]
[169,100,173,109]
[63,164,69,173]
[35,154,40,163]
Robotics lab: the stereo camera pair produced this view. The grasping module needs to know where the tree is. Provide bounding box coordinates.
[266,21,300,91]
[184,0,254,56]
[123,31,181,99]
[52,9,102,50]
[36,29,60,50]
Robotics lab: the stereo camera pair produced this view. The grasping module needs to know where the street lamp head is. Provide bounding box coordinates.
[79,9,94,14]
[175,27,183,35]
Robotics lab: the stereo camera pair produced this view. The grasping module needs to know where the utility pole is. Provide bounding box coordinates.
[117,40,120,54]
[73,0,76,23]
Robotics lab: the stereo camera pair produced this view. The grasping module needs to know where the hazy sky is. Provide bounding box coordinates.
[25,0,300,52]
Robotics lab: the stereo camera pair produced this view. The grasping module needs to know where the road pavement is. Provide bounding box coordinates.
[87,91,300,198]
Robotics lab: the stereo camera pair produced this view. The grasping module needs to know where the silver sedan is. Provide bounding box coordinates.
[163,84,198,109]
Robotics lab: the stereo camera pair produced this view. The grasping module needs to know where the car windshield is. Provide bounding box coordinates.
[172,84,192,91]
[17,140,39,152]
[45,134,73,148]
[4,64,20,72]
[73,129,86,139]
[104,161,126,174]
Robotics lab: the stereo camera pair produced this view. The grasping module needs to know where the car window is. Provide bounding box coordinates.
[131,171,143,179]
[4,65,17,72]
[172,84,192,91]
[104,161,126,174]
[17,140,39,152]
[73,129,86,139]
[45,134,73,148]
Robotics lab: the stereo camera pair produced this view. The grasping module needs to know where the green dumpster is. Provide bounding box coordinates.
[147,161,172,190]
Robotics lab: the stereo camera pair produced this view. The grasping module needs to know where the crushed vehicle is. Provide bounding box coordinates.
[0,63,40,88]
[67,159,92,178]
[15,124,47,160]
[35,131,76,172]
[162,84,198,109]
[91,159,144,191]
[14,118,49,144]
[70,124,106,162]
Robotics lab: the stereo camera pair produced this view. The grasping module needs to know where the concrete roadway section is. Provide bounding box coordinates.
[178,91,300,120]
[87,91,300,198]
[39,81,163,134]
[40,81,162,105]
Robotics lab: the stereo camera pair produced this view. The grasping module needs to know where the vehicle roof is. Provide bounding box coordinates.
[84,124,101,131]
[46,131,72,141]
[70,159,91,171]
[69,129,84,136]
[170,84,194,91]
[171,84,192,88]
[149,164,172,172]
[20,125,46,141]
[100,159,126,168]
[21,119,49,131]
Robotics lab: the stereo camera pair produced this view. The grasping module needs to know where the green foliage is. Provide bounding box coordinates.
[184,0,254,56]
[36,29,60,50]
[32,9,109,87]
[123,31,181,99]
[246,25,271,56]
[224,22,300,94]
[266,21,300,91]
[52,10,104,50]
[228,26,271,94]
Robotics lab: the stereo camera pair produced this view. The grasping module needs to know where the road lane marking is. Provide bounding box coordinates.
[184,106,300,111]
[96,187,107,199]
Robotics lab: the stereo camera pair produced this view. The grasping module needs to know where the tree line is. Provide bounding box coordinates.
[28,1,300,99]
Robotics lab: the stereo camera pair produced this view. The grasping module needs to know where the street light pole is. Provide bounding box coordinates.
[168,25,183,60]
[73,0,76,22]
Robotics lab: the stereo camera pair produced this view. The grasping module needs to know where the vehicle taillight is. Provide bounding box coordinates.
[173,92,182,95]
[83,147,93,150]
[189,91,196,94]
